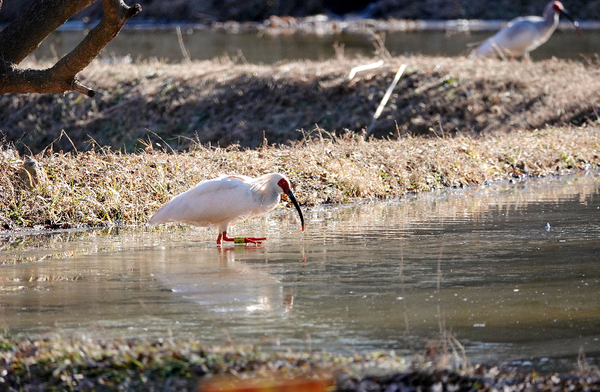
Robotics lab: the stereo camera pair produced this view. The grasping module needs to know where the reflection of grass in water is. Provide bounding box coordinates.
[0,225,198,266]
[397,240,471,371]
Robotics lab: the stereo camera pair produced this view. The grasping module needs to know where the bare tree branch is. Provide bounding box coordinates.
[0,0,141,97]
[0,0,94,64]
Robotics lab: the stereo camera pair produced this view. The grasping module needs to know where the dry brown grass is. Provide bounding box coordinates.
[3,55,600,228]
[1,125,598,228]
[2,327,600,391]
[3,55,600,153]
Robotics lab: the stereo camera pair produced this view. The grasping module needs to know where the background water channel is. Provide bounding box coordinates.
[28,26,600,64]
[1,172,599,372]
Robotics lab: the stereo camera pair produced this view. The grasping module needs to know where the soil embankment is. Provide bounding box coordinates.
[2,56,600,153]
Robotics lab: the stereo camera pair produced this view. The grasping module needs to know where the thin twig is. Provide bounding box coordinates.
[145,129,176,153]
[176,26,191,64]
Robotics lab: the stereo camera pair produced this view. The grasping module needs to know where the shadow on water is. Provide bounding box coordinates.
[1,172,600,372]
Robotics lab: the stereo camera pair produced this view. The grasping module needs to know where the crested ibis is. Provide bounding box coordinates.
[149,173,305,245]
[470,1,580,60]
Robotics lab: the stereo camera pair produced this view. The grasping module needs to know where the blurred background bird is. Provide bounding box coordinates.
[470,1,581,60]
[149,173,305,245]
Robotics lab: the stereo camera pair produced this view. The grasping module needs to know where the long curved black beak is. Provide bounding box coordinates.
[561,8,581,35]
[287,190,305,232]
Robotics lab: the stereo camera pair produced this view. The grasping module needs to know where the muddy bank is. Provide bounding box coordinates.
[2,56,600,154]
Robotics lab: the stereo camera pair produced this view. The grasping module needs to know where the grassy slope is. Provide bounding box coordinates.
[1,125,599,228]
[3,56,600,153]
[1,55,599,229]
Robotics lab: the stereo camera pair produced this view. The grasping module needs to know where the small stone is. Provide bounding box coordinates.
[18,158,48,189]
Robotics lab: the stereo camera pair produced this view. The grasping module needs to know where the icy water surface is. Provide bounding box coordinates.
[1,173,600,371]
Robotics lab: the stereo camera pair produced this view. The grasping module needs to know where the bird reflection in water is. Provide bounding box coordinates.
[190,245,296,313]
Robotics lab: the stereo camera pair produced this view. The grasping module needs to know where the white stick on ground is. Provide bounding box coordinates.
[348,60,384,80]
[365,64,406,138]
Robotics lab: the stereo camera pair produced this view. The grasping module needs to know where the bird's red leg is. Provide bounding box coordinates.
[220,231,267,245]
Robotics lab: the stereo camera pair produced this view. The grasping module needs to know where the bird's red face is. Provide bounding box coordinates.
[552,1,581,35]
[277,178,291,194]
[277,178,305,232]
[552,1,564,12]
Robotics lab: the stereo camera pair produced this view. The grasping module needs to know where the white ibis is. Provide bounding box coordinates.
[148,173,305,245]
[470,1,580,60]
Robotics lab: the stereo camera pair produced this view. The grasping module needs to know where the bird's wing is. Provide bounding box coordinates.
[471,17,544,58]
[148,176,256,228]
[496,18,546,54]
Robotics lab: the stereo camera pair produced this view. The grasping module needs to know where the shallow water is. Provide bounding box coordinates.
[1,173,600,371]
[29,27,599,64]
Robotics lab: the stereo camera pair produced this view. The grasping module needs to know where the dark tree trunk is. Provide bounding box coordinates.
[0,0,141,96]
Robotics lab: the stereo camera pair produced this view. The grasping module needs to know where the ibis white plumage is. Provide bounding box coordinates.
[149,173,305,245]
[470,1,580,60]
